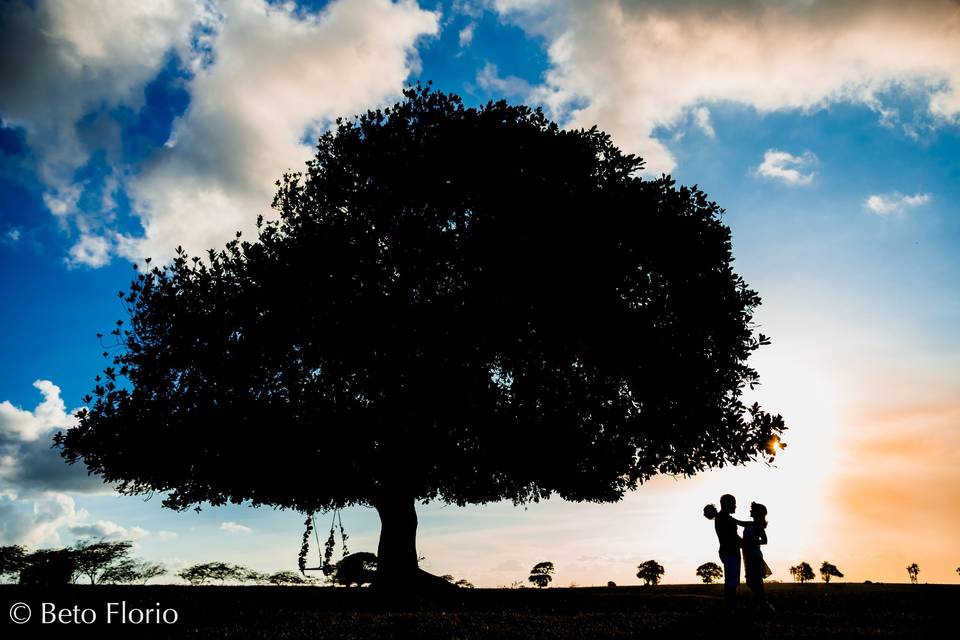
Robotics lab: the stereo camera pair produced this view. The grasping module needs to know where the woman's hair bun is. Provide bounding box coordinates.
[703,504,718,520]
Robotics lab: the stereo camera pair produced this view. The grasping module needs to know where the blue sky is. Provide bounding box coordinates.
[1,0,959,586]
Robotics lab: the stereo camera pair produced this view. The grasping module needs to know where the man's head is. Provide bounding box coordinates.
[720,494,736,514]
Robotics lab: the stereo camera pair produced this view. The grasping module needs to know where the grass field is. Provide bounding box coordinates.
[1,583,953,638]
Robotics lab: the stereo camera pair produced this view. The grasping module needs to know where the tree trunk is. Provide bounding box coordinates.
[372,494,455,591]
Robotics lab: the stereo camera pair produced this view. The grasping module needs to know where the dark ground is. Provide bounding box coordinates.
[1,583,953,639]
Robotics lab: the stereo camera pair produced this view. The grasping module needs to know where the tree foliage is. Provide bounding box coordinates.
[99,558,167,584]
[57,84,784,512]
[696,561,723,584]
[0,545,27,583]
[528,561,554,588]
[266,570,317,586]
[789,562,815,583]
[819,561,843,583]
[72,539,135,585]
[17,549,76,585]
[636,560,665,586]
[54,86,785,587]
[3,541,163,585]
[177,562,251,585]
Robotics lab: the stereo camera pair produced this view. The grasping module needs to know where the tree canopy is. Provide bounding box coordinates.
[528,561,554,588]
[55,85,784,587]
[790,562,815,583]
[819,561,843,583]
[696,561,723,584]
[636,560,665,586]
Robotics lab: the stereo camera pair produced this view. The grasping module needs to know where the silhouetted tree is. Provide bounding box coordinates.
[440,574,474,588]
[177,562,250,585]
[607,581,617,588]
[56,85,785,591]
[333,552,378,587]
[696,561,723,584]
[906,563,920,584]
[99,558,167,584]
[789,562,814,583]
[18,549,76,585]
[819,561,843,583]
[636,560,665,586]
[71,539,135,585]
[528,561,554,588]
[265,570,317,586]
[0,545,27,583]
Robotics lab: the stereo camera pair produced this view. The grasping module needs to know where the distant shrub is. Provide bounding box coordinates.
[333,552,378,587]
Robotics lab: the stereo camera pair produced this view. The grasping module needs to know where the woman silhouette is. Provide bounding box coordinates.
[741,502,774,612]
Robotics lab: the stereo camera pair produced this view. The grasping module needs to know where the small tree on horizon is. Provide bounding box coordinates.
[820,561,843,583]
[99,558,167,584]
[265,570,316,586]
[177,562,251,585]
[696,562,723,584]
[71,539,135,585]
[529,562,554,588]
[636,560,665,586]
[0,546,27,584]
[789,562,814,583]
[906,563,920,584]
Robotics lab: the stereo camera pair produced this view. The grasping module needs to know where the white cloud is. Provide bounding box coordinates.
[0,491,86,547]
[0,0,201,222]
[2,0,437,268]
[476,62,534,99]
[459,22,476,48]
[121,0,439,264]
[220,521,252,534]
[495,0,960,174]
[157,530,179,541]
[66,234,112,268]
[0,380,110,495]
[753,149,817,186]
[864,191,931,215]
[6,229,21,242]
[69,520,150,541]
[691,106,714,138]
[0,380,73,442]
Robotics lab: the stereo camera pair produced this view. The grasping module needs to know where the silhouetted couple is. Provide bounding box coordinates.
[704,494,774,613]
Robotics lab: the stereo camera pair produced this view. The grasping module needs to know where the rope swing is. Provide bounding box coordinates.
[298,509,349,576]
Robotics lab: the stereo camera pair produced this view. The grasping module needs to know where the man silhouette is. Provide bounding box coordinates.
[704,494,742,609]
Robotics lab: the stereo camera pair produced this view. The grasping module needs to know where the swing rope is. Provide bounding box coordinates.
[298,508,349,574]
